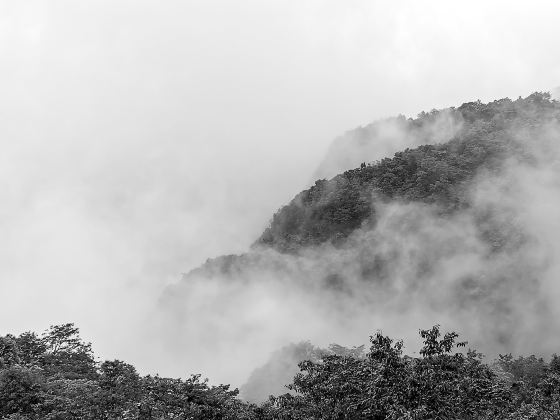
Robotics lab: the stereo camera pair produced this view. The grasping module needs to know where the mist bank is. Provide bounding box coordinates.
[157,93,560,395]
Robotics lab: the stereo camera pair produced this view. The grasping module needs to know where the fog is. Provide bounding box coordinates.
[161,114,560,398]
[1,0,560,386]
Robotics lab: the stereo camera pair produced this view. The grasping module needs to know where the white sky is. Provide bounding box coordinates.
[1,0,559,377]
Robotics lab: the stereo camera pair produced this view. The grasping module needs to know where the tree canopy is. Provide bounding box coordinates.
[256,93,560,252]
[1,324,560,419]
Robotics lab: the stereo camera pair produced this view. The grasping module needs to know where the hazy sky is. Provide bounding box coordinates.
[1,1,560,375]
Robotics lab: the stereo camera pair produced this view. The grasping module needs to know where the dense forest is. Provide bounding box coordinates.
[2,323,560,419]
[4,93,560,418]
[256,92,559,252]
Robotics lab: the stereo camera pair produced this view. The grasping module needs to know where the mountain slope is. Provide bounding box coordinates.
[312,108,463,181]
[256,93,559,252]
[161,92,560,401]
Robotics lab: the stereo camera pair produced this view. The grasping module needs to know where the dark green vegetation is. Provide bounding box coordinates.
[2,324,560,419]
[257,92,560,252]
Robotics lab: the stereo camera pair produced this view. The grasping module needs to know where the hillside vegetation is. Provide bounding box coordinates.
[257,92,559,252]
[2,324,560,419]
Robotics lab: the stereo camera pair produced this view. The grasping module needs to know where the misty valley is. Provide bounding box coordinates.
[2,92,560,418]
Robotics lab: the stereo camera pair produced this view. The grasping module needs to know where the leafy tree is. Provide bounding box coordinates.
[98,360,142,418]
[0,337,21,369]
[14,333,45,368]
[40,324,97,380]
[0,367,43,418]
[271,326,510,419]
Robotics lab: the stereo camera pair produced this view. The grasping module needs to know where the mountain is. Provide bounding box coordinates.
[256,92,558,252]
[162,92,560,403]
[173,92,559,284]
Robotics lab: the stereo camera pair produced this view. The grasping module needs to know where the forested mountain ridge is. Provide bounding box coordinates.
[256,92,559,252]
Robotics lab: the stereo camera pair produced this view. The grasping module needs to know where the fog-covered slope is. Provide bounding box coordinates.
[312,108,463,181]
[256,93,558,251]
[161,92,560,402]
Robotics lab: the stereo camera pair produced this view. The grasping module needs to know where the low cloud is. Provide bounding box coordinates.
[159,117,560,396]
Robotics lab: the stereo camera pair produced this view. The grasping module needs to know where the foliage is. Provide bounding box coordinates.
[256,92,560,251]
[265,326,560,420]
[0,324,253,419]
[1,324,560,418]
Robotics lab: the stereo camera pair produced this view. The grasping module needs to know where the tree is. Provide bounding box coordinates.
[40,324,96,380]
[0,367,43,418]
[98,360,141,418]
